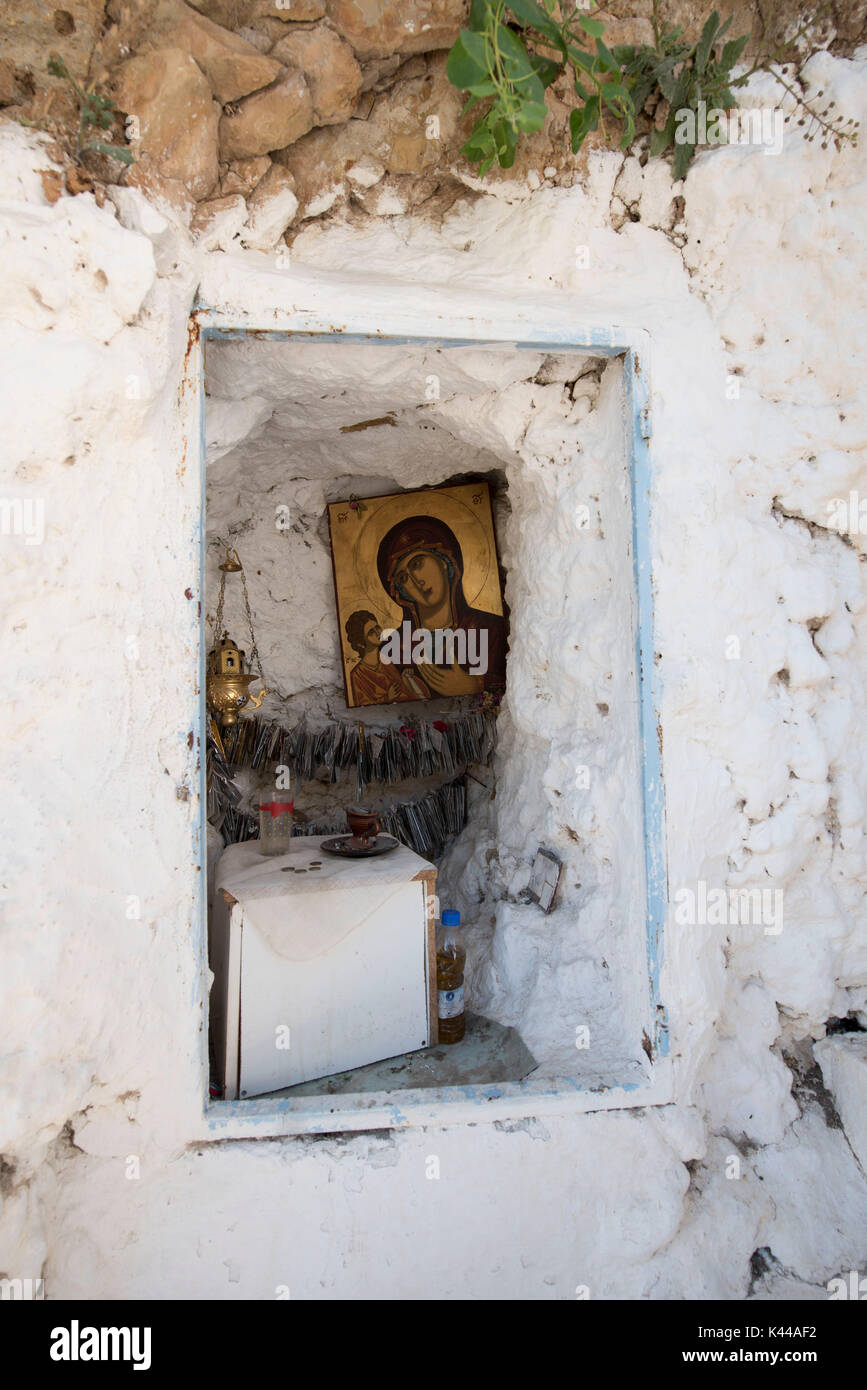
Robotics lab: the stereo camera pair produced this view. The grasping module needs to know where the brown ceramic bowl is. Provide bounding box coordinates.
[346,806,380,848]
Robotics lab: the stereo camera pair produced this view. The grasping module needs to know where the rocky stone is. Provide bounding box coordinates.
[0,106,28,132]
[383,54,428,89]
[40,168,65,204]
[235,25,273,52]
[107,185,172,241]
[359,52,428,95]
[152,1,282,103]
[113,48,220,200]
[185,0,258,25]
[220,154,271,194]
[107,183,194,277]
[123,162,197,227]
[354,173,410,216]
[325,0,466,61]
[601,17,656,49]
[64,164,98,198]
[0,59,23,108]
[21,81,80,136]
[272,126,351,217]
[352,168,462,218]
[242,15,292,46]
[273,57,461,214]
[220,67,313,159]
[241,162,298,248]
[299,180,344,219]
[833,0,867,44]
[191,192,248,249]
[0,0,105,91]
[251,0,326,19]
[350,89,376,120]
[271,23,362,125]
[345,155,385,188]
[359,54,402,92]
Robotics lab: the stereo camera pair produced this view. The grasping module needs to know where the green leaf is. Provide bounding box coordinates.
[649,105,678,156]
[715,14,733,43]
[652,53,686,79]
[514,99,548,132]
[657,69,679,103]
[468,0,489,32]
[497,24,546,101]
[595,37,619,73]
[600,80,631,106]
[528,52,562,88]
[630,76,656,112]
[569,95,599,152]
[670,66,692,110]
[506,0,561,42]
[478,151,496,177]
[572,13,605,38]
[720,34,749,71]
[695,10,721,74]
[569,105,587,151]
[568,45,597,74]
[85,141,134,164]
[673,136,695,179]
[462,124,495,158]
[649,125,670,156]
[47,53,70,80]
[493,117,518,167]
[601,81,635,140]
[464,77,498,97]
[446,30,489,89]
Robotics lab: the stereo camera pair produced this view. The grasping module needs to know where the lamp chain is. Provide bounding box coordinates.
[214,570,227,644]
[212,547,264,683]
[239,568,263,681]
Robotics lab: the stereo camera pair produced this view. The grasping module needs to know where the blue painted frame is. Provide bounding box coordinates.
[190,316,669,1137]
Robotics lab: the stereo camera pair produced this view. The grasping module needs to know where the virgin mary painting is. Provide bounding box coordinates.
[376,514,507,699]
[328,482,508,709]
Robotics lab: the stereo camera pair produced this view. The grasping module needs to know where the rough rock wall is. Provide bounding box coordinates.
[1,30,866,1297]
[2,0,865,251]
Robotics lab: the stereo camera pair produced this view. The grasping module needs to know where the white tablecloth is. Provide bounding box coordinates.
[215,836,433,962]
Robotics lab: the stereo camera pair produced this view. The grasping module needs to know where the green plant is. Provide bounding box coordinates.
[446,0,858,181]
[630,1,857,172]
[446,0,635,178]
[46,52,133,164]
[618,8,749,178]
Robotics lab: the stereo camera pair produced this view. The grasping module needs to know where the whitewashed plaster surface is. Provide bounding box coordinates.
[1,46,866,1298]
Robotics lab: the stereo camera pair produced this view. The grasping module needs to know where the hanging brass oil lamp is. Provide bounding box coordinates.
[206,546,269,727]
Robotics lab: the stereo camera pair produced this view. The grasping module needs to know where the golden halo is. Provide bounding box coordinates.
[350,485,500,619]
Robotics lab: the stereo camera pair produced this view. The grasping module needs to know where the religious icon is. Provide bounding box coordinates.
[328,481,508,709]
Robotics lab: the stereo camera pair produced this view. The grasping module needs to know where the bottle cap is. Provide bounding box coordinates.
[441,909,460,927]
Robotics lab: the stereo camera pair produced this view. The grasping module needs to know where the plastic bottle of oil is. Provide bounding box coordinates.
[436,909,466,1044]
